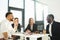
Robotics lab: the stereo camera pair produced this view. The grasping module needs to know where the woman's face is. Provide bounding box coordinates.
[30,18,34,25]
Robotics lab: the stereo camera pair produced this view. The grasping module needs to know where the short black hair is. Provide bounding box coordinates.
[48,14,54,19]
[5,12,12,17]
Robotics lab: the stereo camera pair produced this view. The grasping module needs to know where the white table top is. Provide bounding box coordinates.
[13,32,49,38]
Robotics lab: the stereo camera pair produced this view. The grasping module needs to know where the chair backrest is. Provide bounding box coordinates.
[35,21,44,32]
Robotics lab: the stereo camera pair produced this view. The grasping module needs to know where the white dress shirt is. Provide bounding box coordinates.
[49,22,53,36]
[0,19,15,38]
[31,25,33,31]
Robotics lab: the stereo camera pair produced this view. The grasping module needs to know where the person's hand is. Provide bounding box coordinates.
[26,29,31,33]
[3,32,8,40]
[14,22,18,30]
[25,29,32,35]
[14,22,18,26]
[14,25,18,31]
[34,31,40,34]
[43,29,46,34]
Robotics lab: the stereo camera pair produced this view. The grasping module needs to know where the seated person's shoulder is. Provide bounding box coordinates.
[55,21,60,24]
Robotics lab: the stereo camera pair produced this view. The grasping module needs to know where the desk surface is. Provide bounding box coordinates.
[13,32,49,38]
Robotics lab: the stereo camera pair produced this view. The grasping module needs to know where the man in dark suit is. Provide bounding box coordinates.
[46,14,60,40]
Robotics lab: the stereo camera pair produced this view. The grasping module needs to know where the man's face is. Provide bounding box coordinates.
[8,14,14,21]
[47,16,52,23]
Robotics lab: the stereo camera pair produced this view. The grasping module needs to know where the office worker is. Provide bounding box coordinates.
[12,18,21,32]
[25,18,38,34]
[0,12,17,40]
[12,18,21,40]
[46,14,60,40]
[25,18,40,40]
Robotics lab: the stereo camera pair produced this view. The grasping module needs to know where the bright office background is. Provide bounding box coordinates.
[0,0,60,29]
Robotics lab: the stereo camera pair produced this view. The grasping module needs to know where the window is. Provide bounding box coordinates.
[44,5,48,29]
[11,10,22,25]
[9,0,23,8]
[25,0,35,28]
[8,0,49,29]
[9,0,24,27]
[36,2,44,21]
[35,1,48,29]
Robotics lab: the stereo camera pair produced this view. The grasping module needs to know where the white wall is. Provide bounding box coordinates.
[0,0,8,22]
[39,0,60,22]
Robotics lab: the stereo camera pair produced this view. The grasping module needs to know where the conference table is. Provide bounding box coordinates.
[12,32,49,40]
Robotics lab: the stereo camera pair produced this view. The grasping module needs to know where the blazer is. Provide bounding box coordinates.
[25,24,38,32]
[12,23,21,32]
[46,21,60,40]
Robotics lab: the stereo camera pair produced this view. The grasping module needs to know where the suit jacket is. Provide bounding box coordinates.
[46,21,60,40]
[25,24,38,32]
[12,23,21,32]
